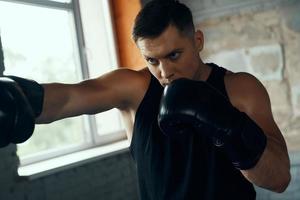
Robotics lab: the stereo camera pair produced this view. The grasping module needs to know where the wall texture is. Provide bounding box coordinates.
[0,145,139,200]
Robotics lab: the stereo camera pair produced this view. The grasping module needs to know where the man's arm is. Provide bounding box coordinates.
[225,72,291,193]
[0,67,148,147]
[36,68,144,124]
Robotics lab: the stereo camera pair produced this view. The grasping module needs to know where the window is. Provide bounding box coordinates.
[0,0,125,165]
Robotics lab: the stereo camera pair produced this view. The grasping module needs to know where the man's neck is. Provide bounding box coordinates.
[193,62,212,82]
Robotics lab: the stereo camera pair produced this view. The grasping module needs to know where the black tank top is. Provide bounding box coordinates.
[130,63,256,200]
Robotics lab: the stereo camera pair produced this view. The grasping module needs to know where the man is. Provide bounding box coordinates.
[0,1,291,199]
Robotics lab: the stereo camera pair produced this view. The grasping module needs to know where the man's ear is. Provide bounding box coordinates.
[194,30,204,52]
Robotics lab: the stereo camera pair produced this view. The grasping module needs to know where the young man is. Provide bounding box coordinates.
[0,1,291,199]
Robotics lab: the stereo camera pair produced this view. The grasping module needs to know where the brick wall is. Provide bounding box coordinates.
[0,145,139,200]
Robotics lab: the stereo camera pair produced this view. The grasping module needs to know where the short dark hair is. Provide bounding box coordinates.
[132,0,195,42]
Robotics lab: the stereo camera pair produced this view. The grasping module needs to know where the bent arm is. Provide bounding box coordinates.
[226,73,291,193]
[241,128,290,193]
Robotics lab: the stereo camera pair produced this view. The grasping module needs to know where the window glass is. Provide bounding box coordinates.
[0,1,87,158]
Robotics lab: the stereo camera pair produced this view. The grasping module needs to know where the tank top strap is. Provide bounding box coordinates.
[206,63,229,99]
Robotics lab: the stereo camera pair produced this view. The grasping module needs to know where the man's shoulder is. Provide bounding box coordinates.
[224,71,262,91]
[109,67,147,78]
[223,71,268,112]
[103,67,151,91]
[109,67,151,110]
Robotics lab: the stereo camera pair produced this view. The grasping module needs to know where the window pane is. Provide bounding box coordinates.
[49,0,71,2]
[0,1,87,158]
[95,109,123,135]
[18,117,85,157]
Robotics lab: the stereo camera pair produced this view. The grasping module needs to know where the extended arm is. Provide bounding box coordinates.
[0,68,143,146]
[36,68,139,123]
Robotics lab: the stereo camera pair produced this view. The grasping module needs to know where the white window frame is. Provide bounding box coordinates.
[0,0,127,167]
[77,0,126,146]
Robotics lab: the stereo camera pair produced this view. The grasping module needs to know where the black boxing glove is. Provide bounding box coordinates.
[0,82,17,147]
[0,76,44,147]
[158,78,267,170]
[6,76,44,117]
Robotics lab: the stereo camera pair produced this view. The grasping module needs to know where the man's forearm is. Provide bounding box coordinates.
[36,83,73,124]
[241,137,291,193]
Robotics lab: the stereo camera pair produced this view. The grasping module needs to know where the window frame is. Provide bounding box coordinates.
[0,0,126,166]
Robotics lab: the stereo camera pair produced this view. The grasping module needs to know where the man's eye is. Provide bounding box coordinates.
[169,52,180,60]
[147,58,158,65]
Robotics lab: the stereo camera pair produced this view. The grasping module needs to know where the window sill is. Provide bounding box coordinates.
[18,140,130,180]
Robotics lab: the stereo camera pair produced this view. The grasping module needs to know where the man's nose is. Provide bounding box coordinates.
[159,62,174,80]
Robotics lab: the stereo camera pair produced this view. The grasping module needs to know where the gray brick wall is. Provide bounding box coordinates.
[0,145,139,200]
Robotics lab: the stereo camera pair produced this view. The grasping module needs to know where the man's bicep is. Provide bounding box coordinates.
[69,69,134,115]
[37,69,133,123]
[235,73,286,145]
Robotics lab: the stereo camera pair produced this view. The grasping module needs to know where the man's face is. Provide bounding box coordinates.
[136,25,204,87]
